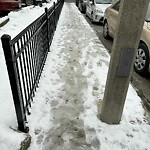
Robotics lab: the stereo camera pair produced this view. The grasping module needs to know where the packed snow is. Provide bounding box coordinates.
[0,1,150,150]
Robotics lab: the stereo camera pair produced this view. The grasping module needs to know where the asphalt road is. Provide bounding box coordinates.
[83,13,150,111]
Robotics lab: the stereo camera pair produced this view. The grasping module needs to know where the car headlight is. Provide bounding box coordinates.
[95,8,103,13]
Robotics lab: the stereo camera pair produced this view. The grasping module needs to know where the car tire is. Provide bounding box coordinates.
[25,0,34,6]
[76,0,79,7]
[80,5,83,13]
[91,13,94,23]
[134,43,149,76]
[103,21,110,39]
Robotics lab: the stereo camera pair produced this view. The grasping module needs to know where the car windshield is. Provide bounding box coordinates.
[145,3,150,22]
[95,0,111,4]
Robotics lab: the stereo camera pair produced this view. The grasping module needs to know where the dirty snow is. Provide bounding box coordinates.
[0,1,150,150]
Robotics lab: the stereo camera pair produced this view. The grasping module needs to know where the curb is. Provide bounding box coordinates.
[11,128,31,150]
[20,133,31,150]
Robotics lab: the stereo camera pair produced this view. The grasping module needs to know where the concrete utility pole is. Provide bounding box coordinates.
[100,0,149,124]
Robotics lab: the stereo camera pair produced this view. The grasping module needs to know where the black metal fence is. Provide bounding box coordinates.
[1,0,64,132]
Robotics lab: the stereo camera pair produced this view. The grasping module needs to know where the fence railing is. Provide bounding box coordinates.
[1,0,64,132]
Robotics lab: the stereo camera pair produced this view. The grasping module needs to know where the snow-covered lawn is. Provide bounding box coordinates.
[0,1,150,150]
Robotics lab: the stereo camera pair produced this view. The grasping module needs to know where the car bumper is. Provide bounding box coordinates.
[0,1,20,11]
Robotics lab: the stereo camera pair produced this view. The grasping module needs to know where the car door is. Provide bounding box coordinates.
[107,1,120,38]
[86,0,90,16]
[86,0,93,17]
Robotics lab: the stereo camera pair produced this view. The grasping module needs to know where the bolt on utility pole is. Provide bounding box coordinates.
[99,0,149,124]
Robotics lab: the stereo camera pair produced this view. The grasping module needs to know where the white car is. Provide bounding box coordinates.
[86,0,112,23]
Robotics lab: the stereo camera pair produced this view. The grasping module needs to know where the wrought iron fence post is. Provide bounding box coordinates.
[1,34,27,132]
[53,2,56,30]
[45,7,50,52]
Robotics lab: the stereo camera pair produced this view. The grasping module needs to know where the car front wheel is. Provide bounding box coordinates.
[134,43,149,76]
[103,21,110,39]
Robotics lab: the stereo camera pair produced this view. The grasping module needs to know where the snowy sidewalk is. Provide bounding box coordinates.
[27,2,150,150]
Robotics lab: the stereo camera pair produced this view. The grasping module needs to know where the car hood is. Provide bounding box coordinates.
[96,4,111,12]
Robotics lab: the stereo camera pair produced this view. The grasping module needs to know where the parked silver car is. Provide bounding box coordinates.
[86,0,111,23]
